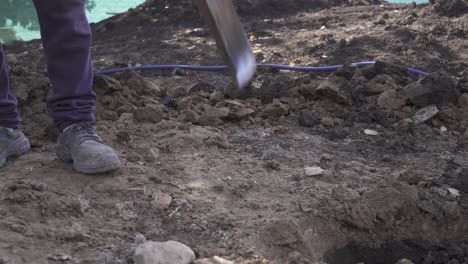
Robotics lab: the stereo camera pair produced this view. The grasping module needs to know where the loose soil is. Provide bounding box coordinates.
[1,0,468,263]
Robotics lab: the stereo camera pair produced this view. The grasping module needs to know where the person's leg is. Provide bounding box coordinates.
[32,0,120,174]
[0,44,20,129]
[0,44,30,167]
[32,0,96,132]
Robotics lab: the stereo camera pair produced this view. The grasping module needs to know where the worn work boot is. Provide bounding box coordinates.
[56,122,121,174]
[0,127,30,167]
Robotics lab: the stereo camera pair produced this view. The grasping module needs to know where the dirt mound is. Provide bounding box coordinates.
[2,0,468,263]
[430,0,468,17]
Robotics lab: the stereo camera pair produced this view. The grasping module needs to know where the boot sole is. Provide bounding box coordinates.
[0,137,31,167]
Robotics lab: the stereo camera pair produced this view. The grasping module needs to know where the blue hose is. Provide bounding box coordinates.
[95,61,429,76]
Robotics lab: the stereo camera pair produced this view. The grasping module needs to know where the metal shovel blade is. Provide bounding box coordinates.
[196,0,256,90]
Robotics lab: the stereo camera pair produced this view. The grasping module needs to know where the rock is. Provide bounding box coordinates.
[331,187,360,201]
[116,202,138,221]
[135,233,147,244]
[48,253,72,261]
[443,201,460,219]
[116,104,134,115]
[397,170,425,185]
[304,166,325,176]
[134,105,164,123]
[141,147,159,162]
[93,75,122,93]
[101,110,119,121]
[315,76,353,105]
[396,259,414,264]
[377,89,406,110]
[127,75,161,96]
[61,222,86,241]
[257,74,293,103]
[448,187,461,197]
[190,82,218,94]
[431,0,467,17]
[166,86,188,98]
[133,241,195,264]
[151,190,173,209]
[272,125,289,134]
[116,131,132,142]
[209,91,224,104]
[234,108,255,119]
[321,117,335,127]
[298,110,320,127]
[458,93,468,108]
[199,106,230,126]
[194,256,234,264]
[413,105,439,124]
[176,97,193,112]
[364,129,378,136]
[260,100,290,118]
[185,110,201,124]
[405,74,460,107]
[97,252,122,264]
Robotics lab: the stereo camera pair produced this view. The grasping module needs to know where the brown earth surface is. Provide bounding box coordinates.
[1,0,468,263]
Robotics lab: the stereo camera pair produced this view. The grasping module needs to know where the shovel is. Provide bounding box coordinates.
[196,0,256,90]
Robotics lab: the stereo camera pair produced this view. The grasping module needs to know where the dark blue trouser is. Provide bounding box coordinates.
[0,0,96,131]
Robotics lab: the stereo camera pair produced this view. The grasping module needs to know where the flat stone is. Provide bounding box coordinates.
[304,166,325,176]
[194,256,234,264]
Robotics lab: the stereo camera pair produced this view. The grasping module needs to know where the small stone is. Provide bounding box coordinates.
[151,190,173,209]
[377,89,406,110]
[321,117,335,127]
[304,166,325,176]
[298,110,320,127]
[393,118,413,130]
[135,233,147,244]
[185,110,200,124]
[101,110,119,121]
[210,91,225,104]
[116,104,134,114]
[141,148,159,163]
[272,126,289,134]
[94,74,122,92]
[397,170,425,185]
[116,131,131,142]
[199,106,230,126]
[48,253,72,261]
[364,129,379,136]
[413,106,439,124]
[133,241,195,264]
[190,82,218,94]
[443,201,460,219]
[125,73,161,96]
[260,100,289,118]
[396,259,414,264]
[134,105,164,123]
[458,93,468,108]
[194,256,234,264]
[234,108,255,119]
[320,153,333,161]
[166,86,188,98]
[315,76,353,105]
[127,152,142,162]
[448,187,461,197]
